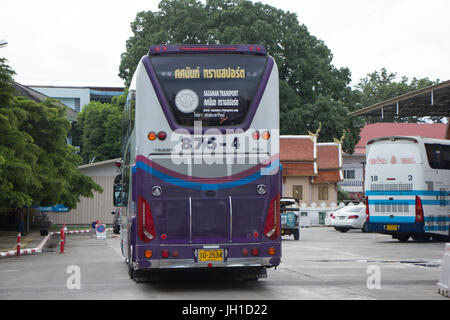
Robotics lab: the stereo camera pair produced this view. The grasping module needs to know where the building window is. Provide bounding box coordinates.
[292,185,303,201]
[343,169,355,180]
[74,98,80,112]
[318,186,328,201]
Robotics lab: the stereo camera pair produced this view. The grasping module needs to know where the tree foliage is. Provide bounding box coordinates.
[0,58,102,209]
[73,96,124,164]
[354,68,439,123]
[355,67,438,108]
[119,0,361,153]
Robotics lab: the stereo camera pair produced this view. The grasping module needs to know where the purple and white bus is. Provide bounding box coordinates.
[115,44,281,282]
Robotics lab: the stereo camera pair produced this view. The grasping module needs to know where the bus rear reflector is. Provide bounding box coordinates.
[264,195,280,240]
[137,196,156,243]
[415,196,424,223]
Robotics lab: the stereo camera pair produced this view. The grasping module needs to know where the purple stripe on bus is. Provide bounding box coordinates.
[142,55,274,134]
[135,154,280,183]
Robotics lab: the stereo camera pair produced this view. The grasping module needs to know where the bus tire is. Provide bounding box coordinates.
[362,223,367,233]
[133,270,149,283]
[128,264,134,280]
[411,234,431,242]
[397,234,410,242]
[127,246,134,280]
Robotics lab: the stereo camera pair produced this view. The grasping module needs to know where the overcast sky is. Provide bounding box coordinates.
[1,0,449,87]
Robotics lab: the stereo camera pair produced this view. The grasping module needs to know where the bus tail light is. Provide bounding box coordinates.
[365,197,370,222]
[148,132,157,141]
[157,131,167,140]
[137,196,156,243]
[264,195,280,240]
[161,250,169,258]
[251,248,260,256]
[261,131,270,140]
[415,196,424,223]
[252,131,260,140]
[268,247,276,256]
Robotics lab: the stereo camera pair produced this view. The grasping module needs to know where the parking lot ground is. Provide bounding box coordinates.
[280,227,447,300]
[0,227,447,300]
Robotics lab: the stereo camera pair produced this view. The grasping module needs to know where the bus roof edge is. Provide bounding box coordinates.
[148,44,267,55]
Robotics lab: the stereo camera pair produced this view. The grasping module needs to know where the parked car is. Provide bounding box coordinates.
[325,206,347,226]
[331,205,367,233]
[280,198,300,240]
[111,207,121,234]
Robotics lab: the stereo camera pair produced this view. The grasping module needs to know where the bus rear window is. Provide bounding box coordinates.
[150,54,268,127]
[425,143,450,169]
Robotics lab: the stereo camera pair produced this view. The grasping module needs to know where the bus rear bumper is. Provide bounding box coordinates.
[138,257,279,270]
[366,222,425,234]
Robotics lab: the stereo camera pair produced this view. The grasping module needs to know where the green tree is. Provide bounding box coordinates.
[355,67,439,122]
[356,67,438,107]
[119,0,360,152]
[0,58,102,209]
[74,99,123,164]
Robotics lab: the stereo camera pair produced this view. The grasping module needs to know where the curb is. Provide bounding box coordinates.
[0,228,113,258]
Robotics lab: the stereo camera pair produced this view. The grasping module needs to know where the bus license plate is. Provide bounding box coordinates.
[386,225,398,231]
[198,249,224,262]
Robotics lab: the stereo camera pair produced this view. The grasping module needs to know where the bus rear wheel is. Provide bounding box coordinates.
[397,234,410,242]
[411,234,431,242]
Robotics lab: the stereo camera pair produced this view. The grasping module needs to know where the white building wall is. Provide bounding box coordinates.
[339,154,365,194]
[47,159,120,225]
[30,87,90,112]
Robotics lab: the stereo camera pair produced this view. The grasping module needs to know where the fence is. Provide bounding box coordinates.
[294,201,365,227]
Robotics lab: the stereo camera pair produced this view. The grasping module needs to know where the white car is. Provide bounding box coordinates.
[325,206,347,226]
[331,205,367,233]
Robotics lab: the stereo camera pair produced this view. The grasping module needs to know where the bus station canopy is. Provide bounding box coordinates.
[349,80,450,119]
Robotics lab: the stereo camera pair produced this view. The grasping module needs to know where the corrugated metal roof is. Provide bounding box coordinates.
[349,80,450,119]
